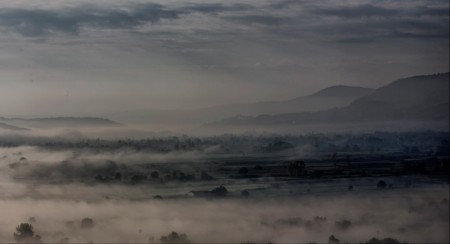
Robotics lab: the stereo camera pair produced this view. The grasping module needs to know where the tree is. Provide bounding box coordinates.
[365,237,401,244]
[59,237,70,243]
[335,220,352,230]
[200,171,213,181]
[114,172,122,180]
[328,235,340,244]
[211,186,228,197]
[160,231,190,243]
[151,171,159,180]
[14,223,41,243]
[288,161,299,176]
[377,180,387,189]
[288,160,306,177]
[80,218,94,229]
[241,190,250,198]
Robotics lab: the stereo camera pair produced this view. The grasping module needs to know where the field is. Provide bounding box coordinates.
[0,131,449,243]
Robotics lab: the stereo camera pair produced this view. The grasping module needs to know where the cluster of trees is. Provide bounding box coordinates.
[14,223,41,243]
[14,218,95,243]
[160,232,190,243]
[2,131,448,156]
[11,221,407,244]
[269,216,328,229]
[13,221,195,244]
[94,168,214,185]
[287,160,306,177]
[328,235,402,244]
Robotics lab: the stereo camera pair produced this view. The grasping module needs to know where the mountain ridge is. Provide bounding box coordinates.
[209,72,449,127]
[106,85,374,125]
[0,116,120,129]
[0,122,29,131]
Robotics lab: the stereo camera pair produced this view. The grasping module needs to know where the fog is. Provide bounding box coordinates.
[1,0,448,243]
[1,119,449,141]
[1,131,449,243]
[0,189,448,243]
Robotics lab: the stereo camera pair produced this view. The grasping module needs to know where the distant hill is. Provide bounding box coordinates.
[210,85,374,116]
[210,72,449,126]
[108,85,374,125]
[0,117,120,129]
[0,122,28,131]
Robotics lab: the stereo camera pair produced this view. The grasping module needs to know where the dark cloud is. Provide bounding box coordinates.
[0,3,182,36]
[0,2,260,37]
[265,0,309,10]
[314,3,450,19]
[260,2,449,42]
[315,17,449,43]
[0,0,448,42]
[183,3,254,14]
[226,15,289,26]
[313,4,399,18]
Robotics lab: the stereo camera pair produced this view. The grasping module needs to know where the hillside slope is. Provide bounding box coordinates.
[108,85,374,125]
[210,72,449,126]
[0,117,120,129]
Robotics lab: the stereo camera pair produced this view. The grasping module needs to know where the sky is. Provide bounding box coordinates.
[0,0,448,117]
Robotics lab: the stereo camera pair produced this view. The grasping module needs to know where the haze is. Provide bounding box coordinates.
[0,0,448,117]
[1,1,449,243]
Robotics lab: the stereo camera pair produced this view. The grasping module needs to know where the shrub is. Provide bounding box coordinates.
[328,235,340,244]
[377,180,387,189]
[160,231,190,243]
[80,218,94,229]
[241,190,250,198]
[211,186,228,197]
[335,220,352,230]
[14,223,41,243]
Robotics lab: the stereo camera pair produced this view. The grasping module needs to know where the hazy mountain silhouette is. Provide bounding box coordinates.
[0,122,29,131]
[0,117,120,129]
[210,72,449,126]
[108,85,374,125]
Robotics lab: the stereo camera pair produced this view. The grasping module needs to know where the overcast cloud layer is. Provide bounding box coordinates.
[0,0,448,116]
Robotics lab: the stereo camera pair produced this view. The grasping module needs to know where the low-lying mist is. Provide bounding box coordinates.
[1,130,448,243]
[1,189,449,243]
[2,119,449,140]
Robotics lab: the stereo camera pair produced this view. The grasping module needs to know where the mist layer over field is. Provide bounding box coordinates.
[1,131,449,243]
[0,188,449,243]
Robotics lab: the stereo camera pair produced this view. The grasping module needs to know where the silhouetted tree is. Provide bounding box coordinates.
[200,171,213,181]
[151,171,160,180]
[160,231,190,243]
[335,220,352,230]
[332,153,338,170]
[114,172,122,180]
[14,223,41,243]
[328,235,340,244]
[80,218,94,229]
[59,237,70,243]
[365,237,401,244]
[377,180,387,189]
[211,186,228,197]
[288,160,306,177]
[241,190,250,198]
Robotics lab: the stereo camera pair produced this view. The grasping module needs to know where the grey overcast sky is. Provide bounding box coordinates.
[0,0,448,116]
